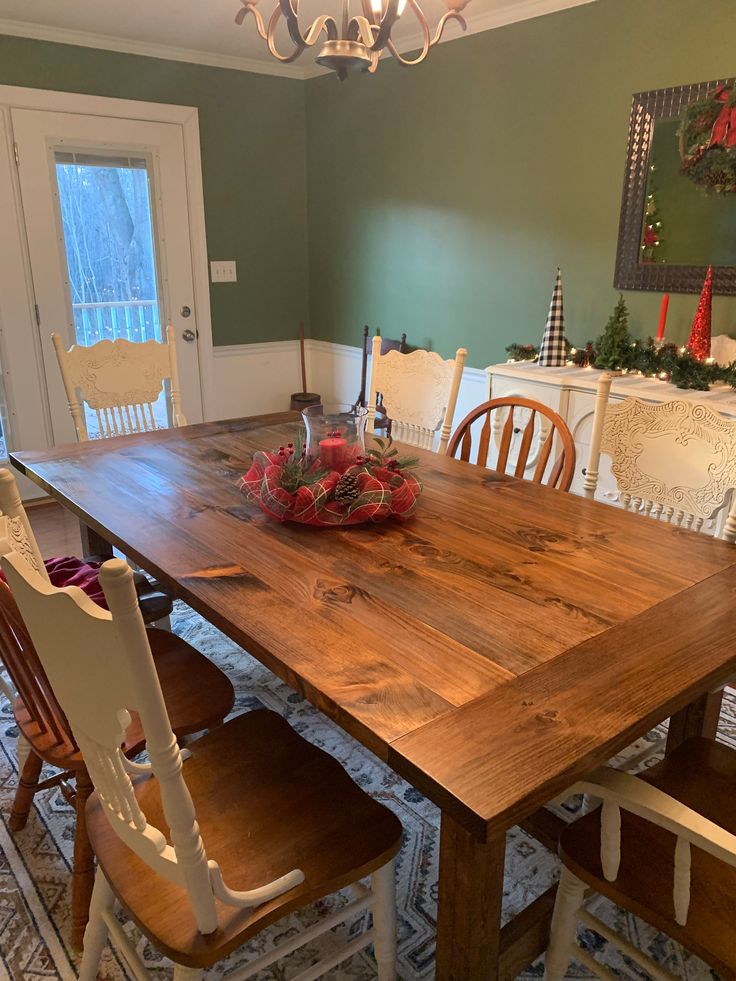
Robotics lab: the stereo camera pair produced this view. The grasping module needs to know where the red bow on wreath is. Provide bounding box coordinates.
[710,84,736,149]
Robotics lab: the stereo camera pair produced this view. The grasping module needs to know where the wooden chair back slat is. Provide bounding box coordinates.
[496,406,515,474]
[514,410,537,478]
[476,411,492,468]
[532,426,555,484]
[585,373,736,540]
[367,337,467,452]
[447,397,576,492]
[52,325,187,442]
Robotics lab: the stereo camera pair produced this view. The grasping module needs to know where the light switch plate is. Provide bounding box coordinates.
[210,260,237,283]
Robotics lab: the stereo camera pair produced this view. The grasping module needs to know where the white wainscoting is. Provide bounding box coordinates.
[211,339,489,432]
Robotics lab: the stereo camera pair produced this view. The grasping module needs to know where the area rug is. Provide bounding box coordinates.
[0,602,732,980]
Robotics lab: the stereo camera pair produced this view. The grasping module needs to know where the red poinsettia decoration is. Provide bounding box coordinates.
[240,437,422,526]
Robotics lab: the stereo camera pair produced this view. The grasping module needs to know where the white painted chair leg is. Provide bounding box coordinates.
[173,965,205,980]
[372,859,397,981]
[78,868,115,981]
[544,866,586,981]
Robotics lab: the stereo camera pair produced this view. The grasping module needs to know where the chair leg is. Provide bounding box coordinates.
[9,750,43,831]
[78,867,115,981]
[372,858,397,981]
[0,672,13,703]
[71,767,96,951]
[173,966,204,980]
[544,866,586,981]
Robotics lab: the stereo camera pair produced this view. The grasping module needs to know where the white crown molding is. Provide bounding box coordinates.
[0,1,596,82]
[0,17,308,80]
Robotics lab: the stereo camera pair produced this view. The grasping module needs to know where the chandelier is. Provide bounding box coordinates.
[235,0,469,79]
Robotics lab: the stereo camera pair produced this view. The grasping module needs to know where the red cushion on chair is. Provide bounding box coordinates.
[43,556,108,609]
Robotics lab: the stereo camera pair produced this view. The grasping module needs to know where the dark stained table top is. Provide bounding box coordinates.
[13,413,736,838]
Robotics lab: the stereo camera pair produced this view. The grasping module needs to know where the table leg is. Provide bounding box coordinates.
[79,522,113,562]
[666,688,724,754]
[435,814,504,981]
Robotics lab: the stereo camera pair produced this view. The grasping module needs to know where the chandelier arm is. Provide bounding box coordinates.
[430,9,466,45]
[303,14,340,44]
[235,3,269,42]
[386,0,431,65]
[279,0,308,49]
[370,0,402,52]
[348,14,378,44]
[264,5,307,62]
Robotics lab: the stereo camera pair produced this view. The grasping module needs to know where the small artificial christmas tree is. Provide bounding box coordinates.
[594,295,632,371]
[687,265,713,361]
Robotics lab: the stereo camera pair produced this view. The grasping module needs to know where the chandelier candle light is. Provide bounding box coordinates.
[235,0,470,79]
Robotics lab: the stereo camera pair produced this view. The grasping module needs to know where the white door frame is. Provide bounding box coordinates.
[0,85,216,453]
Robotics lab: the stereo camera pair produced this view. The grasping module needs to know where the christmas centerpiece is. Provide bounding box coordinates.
[240,403,422,526]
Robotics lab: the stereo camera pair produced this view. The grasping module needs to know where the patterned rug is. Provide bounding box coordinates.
[0,602,733,980]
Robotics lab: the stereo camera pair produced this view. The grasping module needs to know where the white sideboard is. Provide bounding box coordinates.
[485,361,736,532]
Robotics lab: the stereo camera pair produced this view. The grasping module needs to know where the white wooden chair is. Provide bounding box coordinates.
[584,373,736,767]
[1,550,402,981]
[545,737,736,980]
[584,372,736,537]
[367,336,467,452]
[52,325,187,441]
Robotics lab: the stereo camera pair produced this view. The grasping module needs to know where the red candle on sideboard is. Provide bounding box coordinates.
[656,293,670,341]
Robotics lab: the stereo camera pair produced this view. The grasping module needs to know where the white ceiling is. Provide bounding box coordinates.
[0,0,595,78]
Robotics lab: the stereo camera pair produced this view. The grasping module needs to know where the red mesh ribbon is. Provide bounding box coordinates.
[710,85,736,149]
[241,451,422,526]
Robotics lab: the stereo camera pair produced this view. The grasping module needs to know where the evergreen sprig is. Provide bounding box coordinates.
[361,436,419,471]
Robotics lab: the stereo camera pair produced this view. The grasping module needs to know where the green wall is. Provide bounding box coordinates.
[305,0,736,366]
[0,34,308,346]
[2,0,735,362]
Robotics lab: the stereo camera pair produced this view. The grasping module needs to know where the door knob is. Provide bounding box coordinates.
[182,329,196,343]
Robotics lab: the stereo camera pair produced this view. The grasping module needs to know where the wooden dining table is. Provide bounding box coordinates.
[11,412,736,980]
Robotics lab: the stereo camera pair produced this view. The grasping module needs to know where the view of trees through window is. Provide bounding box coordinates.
[55,154,162,347]
[54,153,168,435]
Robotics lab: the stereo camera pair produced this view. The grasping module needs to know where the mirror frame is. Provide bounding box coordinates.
[614,76,736,295]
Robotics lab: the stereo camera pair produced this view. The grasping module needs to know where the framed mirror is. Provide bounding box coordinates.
[614,76,736,294]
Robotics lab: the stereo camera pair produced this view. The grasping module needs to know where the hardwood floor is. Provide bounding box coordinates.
[26,500,83,557]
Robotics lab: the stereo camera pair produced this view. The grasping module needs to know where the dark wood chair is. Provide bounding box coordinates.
[357,324,408,408]
[0,571,234,950]
[2,553,402,981]
[447,397,576,491]
[546,737,736,980]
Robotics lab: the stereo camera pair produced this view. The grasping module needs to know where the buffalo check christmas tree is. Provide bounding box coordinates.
[538,268,566,366]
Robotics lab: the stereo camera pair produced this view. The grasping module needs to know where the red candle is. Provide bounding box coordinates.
[319,437,347,470]
[656,293,670,341]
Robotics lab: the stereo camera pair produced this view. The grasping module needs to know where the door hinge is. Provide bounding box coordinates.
[13,142,19,167]
[34,304,40,327]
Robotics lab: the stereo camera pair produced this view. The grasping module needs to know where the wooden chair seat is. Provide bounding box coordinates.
[87,708,403,969]
[559,737,736,978]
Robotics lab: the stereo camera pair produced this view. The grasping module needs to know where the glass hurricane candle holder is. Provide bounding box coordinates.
[302,403,368,473]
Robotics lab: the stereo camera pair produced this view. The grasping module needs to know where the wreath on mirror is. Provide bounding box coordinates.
[679,82,736,194]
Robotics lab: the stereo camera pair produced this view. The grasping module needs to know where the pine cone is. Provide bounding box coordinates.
[334,472,360,505]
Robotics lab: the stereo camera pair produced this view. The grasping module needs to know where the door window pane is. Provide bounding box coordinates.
[53,152,168,435]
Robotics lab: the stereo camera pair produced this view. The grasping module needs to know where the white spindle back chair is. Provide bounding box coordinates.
[545,753,736,980]
[584,372,736,538]
[367,336,467,452]
[2,551,400,981]
[52,325,187,441]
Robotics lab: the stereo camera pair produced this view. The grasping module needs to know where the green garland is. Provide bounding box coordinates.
[505,338,736,392]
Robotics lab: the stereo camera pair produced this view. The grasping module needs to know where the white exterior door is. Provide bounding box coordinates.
[11,108,204,446]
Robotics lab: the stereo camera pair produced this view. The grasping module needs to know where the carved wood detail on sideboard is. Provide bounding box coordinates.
[486,355,736,536]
